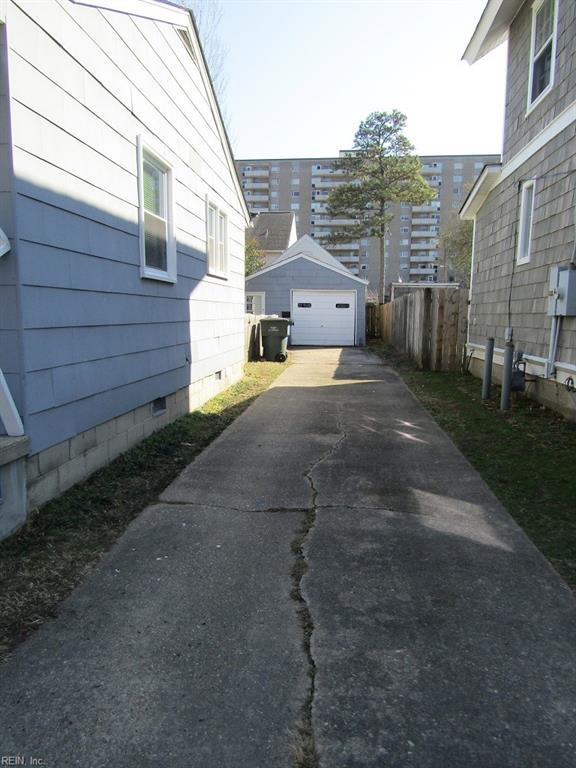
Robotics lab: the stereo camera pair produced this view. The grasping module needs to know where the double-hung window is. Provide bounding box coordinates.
[207,199,228,277]
[528,0,558,110]
[517,180,535,265]
[137,136,176,282]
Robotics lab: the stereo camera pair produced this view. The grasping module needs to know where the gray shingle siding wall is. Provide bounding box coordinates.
[247,258,366,345]
[469,123,576,364]
[504,0,576,162]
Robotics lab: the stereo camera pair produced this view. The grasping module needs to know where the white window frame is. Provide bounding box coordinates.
[206,197,229,278]
[516,180,536,265]
[246,291,266,315]
[137,135,176,283]
[527,0,558,114]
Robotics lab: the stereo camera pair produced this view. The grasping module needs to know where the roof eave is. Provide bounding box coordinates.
[246,253,369,285]
[459,164,502,219]
[462,0,523,63]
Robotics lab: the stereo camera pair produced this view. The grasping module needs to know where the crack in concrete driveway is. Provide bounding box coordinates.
[1,347,576,768]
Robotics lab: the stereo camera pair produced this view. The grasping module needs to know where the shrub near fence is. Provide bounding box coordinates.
[380,287,468,372]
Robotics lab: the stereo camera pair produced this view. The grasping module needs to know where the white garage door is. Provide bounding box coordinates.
[291,290,356,346]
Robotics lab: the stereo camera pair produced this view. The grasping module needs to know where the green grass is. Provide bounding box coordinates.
[370,343,576,590]
[0,361,288,661]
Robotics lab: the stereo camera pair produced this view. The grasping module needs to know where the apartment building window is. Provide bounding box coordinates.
[271,178,279,185]
[401,227,410,233]
[271,165,280,172]
[400,239,409,245]
[454,162,463,170]
[206,199,228,277]
[291,163,300,172]
[528,0,558,109]
[453,175,463,183]
[271,191,278,198]
[137,136,176,282]
[291,203,300,210]
[271,203,279,210]
[291,178,300,185]
[453,187,461,195]
[517,180,535,265]
[400,215,410,221]
[400,202,411,209]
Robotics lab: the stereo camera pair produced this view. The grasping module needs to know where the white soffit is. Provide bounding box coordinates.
[459,164,503,219]
[463,0,523,63]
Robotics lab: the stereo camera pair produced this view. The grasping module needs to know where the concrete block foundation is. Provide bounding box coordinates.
[26,362,243,513]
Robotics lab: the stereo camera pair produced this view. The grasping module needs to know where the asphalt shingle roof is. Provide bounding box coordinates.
[247,212,295,252]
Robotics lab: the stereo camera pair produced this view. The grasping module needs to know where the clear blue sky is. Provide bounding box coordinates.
[215,0,507,159]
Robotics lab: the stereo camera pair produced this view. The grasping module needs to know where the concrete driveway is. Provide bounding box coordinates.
[1,347,576,767]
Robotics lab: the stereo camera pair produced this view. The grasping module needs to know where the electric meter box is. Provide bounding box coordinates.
[547,266,576,316]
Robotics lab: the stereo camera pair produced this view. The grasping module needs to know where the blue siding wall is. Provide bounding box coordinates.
[247,258,366,345]
[5,0,247,453]
[0,22,23,434]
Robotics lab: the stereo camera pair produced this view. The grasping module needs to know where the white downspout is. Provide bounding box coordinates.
[466,215,477,348]
[0,368,24,436]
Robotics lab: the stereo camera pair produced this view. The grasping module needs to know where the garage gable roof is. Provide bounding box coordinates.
[246,235,368,285]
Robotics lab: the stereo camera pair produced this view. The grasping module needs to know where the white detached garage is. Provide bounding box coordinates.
[246,235,368,347]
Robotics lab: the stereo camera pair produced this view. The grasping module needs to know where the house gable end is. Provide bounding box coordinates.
[69,0,249,223]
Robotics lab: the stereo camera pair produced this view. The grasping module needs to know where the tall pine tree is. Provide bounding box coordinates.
[323,111,435,303]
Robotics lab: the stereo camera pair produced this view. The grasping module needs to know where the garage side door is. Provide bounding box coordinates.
[291,290,356,346]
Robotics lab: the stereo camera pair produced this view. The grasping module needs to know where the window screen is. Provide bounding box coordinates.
[517,181,535,264]
[530,0,555,104]
[143,154,167,272]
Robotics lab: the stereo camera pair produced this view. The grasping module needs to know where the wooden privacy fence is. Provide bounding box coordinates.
[366,303,380,339]
[245,314,263,361]
[380,288,468,372]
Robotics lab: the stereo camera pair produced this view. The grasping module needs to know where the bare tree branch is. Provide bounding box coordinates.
[179,0,228,103]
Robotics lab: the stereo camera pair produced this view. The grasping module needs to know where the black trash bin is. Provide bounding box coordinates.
[260,317,292,362]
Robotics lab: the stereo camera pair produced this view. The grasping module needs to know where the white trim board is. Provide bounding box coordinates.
[499,102,576,184]
[460,164,503,219]
[246,253,369,285]
[461,100,576,220]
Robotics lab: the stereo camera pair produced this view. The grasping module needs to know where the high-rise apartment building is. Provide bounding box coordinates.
[236,152,500,299]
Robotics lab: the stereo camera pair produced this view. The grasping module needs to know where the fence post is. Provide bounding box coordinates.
[422,288,432,370]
